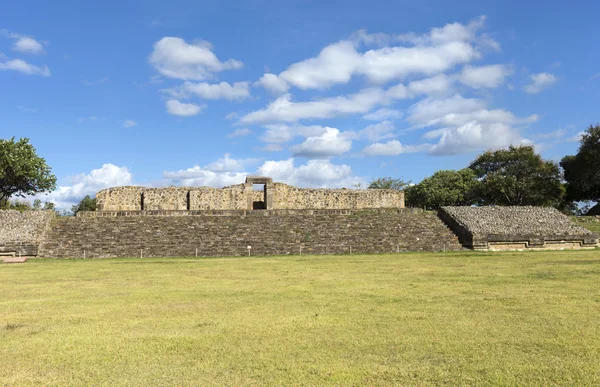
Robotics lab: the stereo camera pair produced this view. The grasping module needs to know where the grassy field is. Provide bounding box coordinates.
[2,251,600,386]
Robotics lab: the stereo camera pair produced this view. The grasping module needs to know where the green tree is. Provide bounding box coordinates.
[33,198,42,210]
[43,201,56,211]
[71,195,96,214]
[469,145,564,206]
[406,169,479,209]
[0,137,57,207]
[560,124,600,204]
[368,177,410,190]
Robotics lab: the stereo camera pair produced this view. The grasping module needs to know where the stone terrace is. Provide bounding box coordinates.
[440,206,598,250]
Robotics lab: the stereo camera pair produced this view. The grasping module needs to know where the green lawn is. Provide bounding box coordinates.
[2,251,600,386]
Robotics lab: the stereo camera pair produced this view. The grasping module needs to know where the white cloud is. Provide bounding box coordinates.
[1,29,46,54]
[163,156,364,188]
[290,127,352,158]
[37,164,132,209]
[240,88,387,124]
[259,144,284,152]
[149,37,243,80]
[427,121,529,155]
[13,37,45,54]
[405,94,537,155]
[165,99,204,116]
[568,131,585,142]
[163,167,248,187]
[407,74,454,96]
[359,120,396,142]
[362,108,402,121]
[458,64,512,89]
[363,140,427,156]
[227,128,253,138]
[255,17,493,93]
[255,73,289,94]
[205,153,257,172]
[0,58,50,76]
[123,120,137,128]
[166,81,250,100]
[257,159,365,188]
[259,124,328,144]
[408,94,487,127]
[524,72,558,94]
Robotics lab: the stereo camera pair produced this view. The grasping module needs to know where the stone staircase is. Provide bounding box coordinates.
[40,210,463,258]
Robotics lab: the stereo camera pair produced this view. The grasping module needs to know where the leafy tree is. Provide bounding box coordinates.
[560,124,600,203]
[0,137,56,207]
[33,198,42,210]
[469,145,564,206]
[406,169,479,209]
[368,177,410,190]
[71,195,96,214]
[43,201,56,211]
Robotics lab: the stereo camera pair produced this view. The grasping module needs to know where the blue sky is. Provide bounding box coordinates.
[1,0,598,208]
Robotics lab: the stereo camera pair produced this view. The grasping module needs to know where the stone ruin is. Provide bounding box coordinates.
[96,176,406,211]
[1,177,598,258]
[440,206,598,250]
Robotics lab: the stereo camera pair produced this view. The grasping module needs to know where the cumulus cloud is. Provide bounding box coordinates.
[362,108,402,121]
[257,159,365,188]
[524,72,558,94]
[165,81,251,100]
[123,120,137,128]
[359,120,396,142]
[290,127,352,158]
[407,74,454,96]
[13,36,45,54]
[255,73,289,94]
[403,94,537,155]
[205,153,258,172]
[408,94,487,127]
[240,88,388,124]
[163,156,365,188]
[0,58,50,76]
[255,16,492,93]
[427,121,530,155]
[37,164,132,209]
[1,29,45,54]
[165,99,204,116]
[149,37,243,80]
[458,64,512,89]
[363,140,426,156]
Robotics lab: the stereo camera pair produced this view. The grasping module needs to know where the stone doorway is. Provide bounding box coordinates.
[245,176,273,210]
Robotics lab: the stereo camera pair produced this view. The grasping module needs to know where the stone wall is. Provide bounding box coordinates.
[440,206,599,250]
[96,180,405,211]
[0,210,55,256]
[270,183,404,209]
[41,209,462,258]
[96,186,143,211]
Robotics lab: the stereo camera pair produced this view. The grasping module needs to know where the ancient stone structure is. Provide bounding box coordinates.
[96,176,405,211]
[40,209,463,258]
[440,206,599,250]
[0,210,55,256]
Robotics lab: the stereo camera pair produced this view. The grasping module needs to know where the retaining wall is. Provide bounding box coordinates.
[40,209,462,258]
[0,210,55,256]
